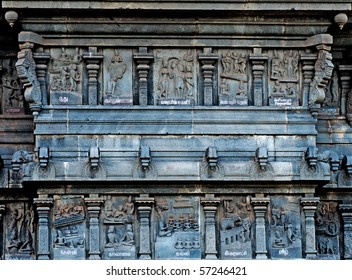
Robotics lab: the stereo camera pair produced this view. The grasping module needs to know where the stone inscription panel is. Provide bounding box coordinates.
[154,196,201,259]
[219,196,254,259]
[269,196,302,259]
[102,195,136,260]
[52,196,85,260]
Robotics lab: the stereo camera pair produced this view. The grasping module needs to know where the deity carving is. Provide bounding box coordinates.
[316,201,340,259]
[102,196,136,259]
[52,196,86,259]
[269,196,302,259]
[5,203,34,259]
[154,49,197,105]
[155,196,201,259]
[220,196,253,259]
[323,70,339,109]
[218,50,248,106]
[1,59,24,114]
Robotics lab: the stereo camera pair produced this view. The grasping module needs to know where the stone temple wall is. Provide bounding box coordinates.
[0,1,352,260]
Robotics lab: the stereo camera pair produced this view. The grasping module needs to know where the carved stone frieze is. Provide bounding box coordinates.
[102,195,136,259]
[218,49,248,106]
[269,196,302,259]
[103,49,132,105]
[154,49,198,105]
[48,48,83,105]
[155,196,201,259]
[52,195,85,259]
[5,202,35,260]
[219,196,253,259]
[315,201,340,259]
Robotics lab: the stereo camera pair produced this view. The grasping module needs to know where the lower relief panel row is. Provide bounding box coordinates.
[1,195,350,260]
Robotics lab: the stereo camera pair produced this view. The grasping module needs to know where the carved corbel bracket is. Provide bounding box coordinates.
[308,37,334,117]
[38,147,49,169]
[305,146,318,169]
[89,147,100,168]
[15,32,45,116]
[329,151,341,172]
[206,146,218,170]
[140,145,151,172]
[342,155,352,177]
[256,146,268,170]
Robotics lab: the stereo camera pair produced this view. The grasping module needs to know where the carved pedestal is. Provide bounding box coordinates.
[340,204,352,259]
[201,194,220,259]
[251,196,270,259]
[34,196,53,260]
[135,195,154,259]
[85,196,104,260]
[301,197,319,259]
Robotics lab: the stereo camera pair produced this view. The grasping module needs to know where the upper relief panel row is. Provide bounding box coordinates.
[40,47,308,107]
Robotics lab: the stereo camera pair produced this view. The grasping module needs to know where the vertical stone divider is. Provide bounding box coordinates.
[83,47,104,105]
[249,48,268,106]
[339,65,352,124]
[33,49,51,106]
[133,47,154,106]
[300,196,320,259]
[85,195,104,260]
[250,195,270,259]
[0,204,5,258]
[135,194,154,259]
[339,204,352,259]
[301,51,317,107]
[201,194,220,259]
[34,195,53,260]
[199,48,218,106]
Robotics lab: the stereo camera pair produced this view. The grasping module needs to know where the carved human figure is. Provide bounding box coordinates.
[107,50,127,96]
[221,52,232,74]
[121,224,134,246]
[158,59,169,98]
[106,225,118,248]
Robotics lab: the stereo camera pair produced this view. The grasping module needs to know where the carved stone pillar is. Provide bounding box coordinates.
[83,47,104,105]
[34,195,53,260]
[339,204,352,259]
[135,194,154,259]
[339,65,352,123]
[0,205,5,259]
[85,195,104,260]
[133,47,154,106]
[199,48,218,106]
[201,194,220,259]
[250,48,268,106]
[301,196,320,259]
[301,52,317,107]
[33,49,51,106]
[251,196,270,259]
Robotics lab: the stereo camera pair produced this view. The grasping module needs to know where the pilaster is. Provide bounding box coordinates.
[85,195,104,260]
[339,65,352,123]
[201,194,220,259]
[250,48,268,106]
[135,194,154,259]
[301,196,320,259]
[251,196,270,259]
[33,195,53,260]
[339,204,352,259]
[33,49,51,106]
[199,48,218,106]
[133,47,154,106]
[0,205,5,259]
[83,47,104,105]
[301,52,317,107]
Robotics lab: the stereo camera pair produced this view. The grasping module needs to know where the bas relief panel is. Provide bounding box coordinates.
[103,49,133,105]
[154,49,198,105]
[218,50,249,106]
[101,195,136,260]
[219,196,254,259]
[52,196,86,259]
[48,48,83,105]
[154,196,201,259]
